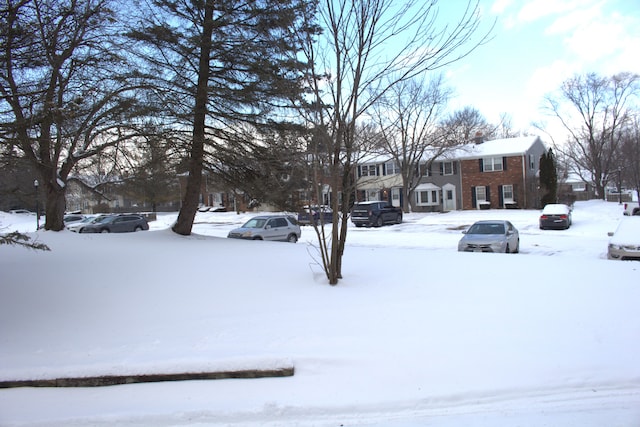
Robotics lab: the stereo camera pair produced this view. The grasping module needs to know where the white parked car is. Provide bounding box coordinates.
[608,217,640,260]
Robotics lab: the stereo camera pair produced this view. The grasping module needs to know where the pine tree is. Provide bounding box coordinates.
[540,148,558,206]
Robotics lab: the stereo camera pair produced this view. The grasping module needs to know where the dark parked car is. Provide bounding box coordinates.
[539,203,572,230]
[297,205,333,225]
[351,201,403,227]
[78,214,149,233]
[227,215,301,242]
[458,220,520,253]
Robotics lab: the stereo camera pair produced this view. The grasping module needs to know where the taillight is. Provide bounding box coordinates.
[540,215,548,219]
[560,214,567,219]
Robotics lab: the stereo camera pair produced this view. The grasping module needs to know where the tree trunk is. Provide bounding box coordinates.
[172,1,214,236]
[43,180,66,231]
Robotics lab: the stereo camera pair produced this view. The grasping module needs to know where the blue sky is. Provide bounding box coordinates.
[439,0,640,138]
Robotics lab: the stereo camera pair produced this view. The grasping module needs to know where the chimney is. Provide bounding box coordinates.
[473,131,485,144]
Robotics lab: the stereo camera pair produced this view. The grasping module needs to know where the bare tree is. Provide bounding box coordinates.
[373,75,452,213]
[0,0,149,230]
[440,106,496,143]
[300,0,493,285]
[542,72,640,199]
[620,113,640,207]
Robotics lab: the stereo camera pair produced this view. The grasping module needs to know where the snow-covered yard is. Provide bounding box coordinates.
[1,200,639,426]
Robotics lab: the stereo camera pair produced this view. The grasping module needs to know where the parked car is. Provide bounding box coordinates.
[67,215,108,232]
[607,217,640,260]
[9,209,34,215]
[623,202,640,216]
[227,215,301,242]
[297,205,333,225]
[458,220,520,253]
[351,201,402,227]
[539,203,572,230]
[78,214,149,233]
[63,213,86,225]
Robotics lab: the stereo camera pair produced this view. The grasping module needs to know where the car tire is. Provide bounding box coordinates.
[252,236,262,240]
[375,216,383,227]
[134,226,142,232]
[100,228,109,233]
[514,240,519,253]
[355,224,363,228]
[396,213,402,224]
[287,233,298,243]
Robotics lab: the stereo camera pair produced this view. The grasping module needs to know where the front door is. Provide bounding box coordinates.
[391,187,401,207]
[443,184,456,211]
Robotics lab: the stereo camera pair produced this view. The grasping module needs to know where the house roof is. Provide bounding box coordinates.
[451,136,545,160]
[355,136,546,165]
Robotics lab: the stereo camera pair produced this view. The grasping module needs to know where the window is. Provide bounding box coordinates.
[483,157,503,172]
[475,186,487,203]
[416,190,439,206]
[360,165,378,176]
[385,162,400,175]
[442,161,454,175]
[529,154,535,170]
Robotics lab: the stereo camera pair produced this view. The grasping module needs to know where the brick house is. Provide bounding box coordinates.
[457,136,547,210]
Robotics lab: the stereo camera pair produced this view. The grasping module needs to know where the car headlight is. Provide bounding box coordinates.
[609,243,622,250]
[241,231,254,238]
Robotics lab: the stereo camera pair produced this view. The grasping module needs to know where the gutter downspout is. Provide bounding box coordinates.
[521,155,527,208]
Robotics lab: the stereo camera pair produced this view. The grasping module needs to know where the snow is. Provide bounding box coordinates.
[1,200,639,427]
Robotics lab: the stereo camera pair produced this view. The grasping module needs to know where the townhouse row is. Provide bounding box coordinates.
[351,135,548,212]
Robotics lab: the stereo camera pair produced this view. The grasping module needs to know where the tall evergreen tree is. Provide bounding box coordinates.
[128,0,316,235]
[540,148,558,206]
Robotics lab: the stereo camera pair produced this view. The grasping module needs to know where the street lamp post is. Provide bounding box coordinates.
[618,169,622,205]
[34,179,40,230]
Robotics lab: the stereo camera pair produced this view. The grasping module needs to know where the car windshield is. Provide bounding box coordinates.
[468,223,505,235]
[242,218,266,228]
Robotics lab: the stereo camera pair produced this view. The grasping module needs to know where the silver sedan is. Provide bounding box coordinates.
[458,220,520,253]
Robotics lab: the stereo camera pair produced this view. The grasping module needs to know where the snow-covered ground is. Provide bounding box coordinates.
[1,200,639,427]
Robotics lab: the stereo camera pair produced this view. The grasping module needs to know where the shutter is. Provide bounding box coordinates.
[471,187,477,207]
[439,162,444,175]
[479,159,484,172]
[503,157,507,171]
[498,185,504,207]
[453,162,458,175]
[382,164,386,176]
[357,166,362,178]
[486,186,491,203]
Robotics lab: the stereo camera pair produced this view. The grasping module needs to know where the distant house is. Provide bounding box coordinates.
[456,136,547,210]
[354,154,404,207]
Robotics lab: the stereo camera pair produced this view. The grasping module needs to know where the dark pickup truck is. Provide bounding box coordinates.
[351,201,403,227]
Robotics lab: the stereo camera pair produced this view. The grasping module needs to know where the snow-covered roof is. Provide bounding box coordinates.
[356,136,545,165]
[451,136,544,160]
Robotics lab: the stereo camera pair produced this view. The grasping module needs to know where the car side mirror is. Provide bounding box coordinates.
[607,232,613,237]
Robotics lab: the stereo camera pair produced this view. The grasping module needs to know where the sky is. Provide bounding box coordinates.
[440,0,640,139]
[1,201,640,426]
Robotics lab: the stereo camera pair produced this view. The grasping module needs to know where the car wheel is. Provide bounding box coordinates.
[134,226,142,232]
[252,236,263,240]
[355,224,363,228]
[505,244,510,253]
[396,213,402,224]
[100,228,109,233]
[375,216,383,227]
[514,240,519,253]
[287,233,298,243]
